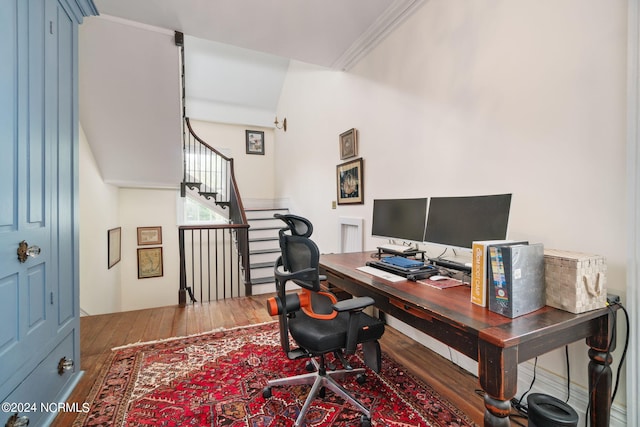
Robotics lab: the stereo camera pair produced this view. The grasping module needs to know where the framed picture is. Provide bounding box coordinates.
[137,247,163,279]
[137,226,162,245]
[336,157,364,205]
[339,128,358,160]
[107,227,121,269]
[245,130,265,155]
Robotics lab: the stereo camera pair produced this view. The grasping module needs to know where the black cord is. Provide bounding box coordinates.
[517,356,538,406]
[565,345,571,403]
[611,303,630,403]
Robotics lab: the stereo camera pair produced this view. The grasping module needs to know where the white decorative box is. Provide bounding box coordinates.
[544,249,607,314]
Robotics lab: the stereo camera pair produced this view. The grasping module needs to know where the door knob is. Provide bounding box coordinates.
[17,241,41,263]
[5,413,29,427]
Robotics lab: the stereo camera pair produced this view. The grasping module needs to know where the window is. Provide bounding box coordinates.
[183,195,227,224]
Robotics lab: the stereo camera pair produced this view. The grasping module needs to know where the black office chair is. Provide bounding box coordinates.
[263,214,385,427]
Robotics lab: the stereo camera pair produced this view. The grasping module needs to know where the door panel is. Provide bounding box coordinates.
[0,0,55,398]
[55,2,77,327]
[0,274,19,355]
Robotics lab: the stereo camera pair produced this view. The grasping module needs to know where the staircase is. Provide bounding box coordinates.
[245,208,289,294]
[177,33,282,302]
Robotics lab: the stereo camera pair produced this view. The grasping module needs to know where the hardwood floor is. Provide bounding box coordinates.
[53,295,523,426]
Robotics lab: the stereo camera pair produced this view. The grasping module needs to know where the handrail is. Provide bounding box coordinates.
[177,32,251,304]
[185,117,231,162]
[179,118,252,305]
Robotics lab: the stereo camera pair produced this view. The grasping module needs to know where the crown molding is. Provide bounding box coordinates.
[331,0,427,71]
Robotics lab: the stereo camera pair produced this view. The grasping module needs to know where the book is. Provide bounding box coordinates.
[487,243,545,318]
[471,240,523,307]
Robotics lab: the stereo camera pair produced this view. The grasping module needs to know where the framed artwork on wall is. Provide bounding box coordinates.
[339,128,358,160]
[137,226,162,245]
[246,130,265,155]
[107,227,121,269]
[137,247,163,279]
[336,157,364,205]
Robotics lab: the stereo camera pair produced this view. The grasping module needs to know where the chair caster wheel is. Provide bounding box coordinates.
[318,386,326,398]
[262,387,272,398]
[305,361,315,372]
[361,415,371,426]
[356,373,366,384]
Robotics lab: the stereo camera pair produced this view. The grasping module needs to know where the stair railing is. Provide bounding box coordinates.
[178,118,252,306]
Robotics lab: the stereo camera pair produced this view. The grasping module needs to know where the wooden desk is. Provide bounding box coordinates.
[320,252,617,427]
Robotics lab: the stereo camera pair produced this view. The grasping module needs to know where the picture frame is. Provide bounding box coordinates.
[137,226,162,246]
[137,247,163,279]
[107,227,121,269]
[336,157,364,205]
[339,128,358,160]
[245,130,265,155]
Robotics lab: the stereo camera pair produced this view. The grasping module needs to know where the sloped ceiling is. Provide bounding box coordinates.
[79,1,426,187]
[93,0,425,70]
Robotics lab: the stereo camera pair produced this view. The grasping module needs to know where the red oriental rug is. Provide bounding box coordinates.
[74,322,477,427]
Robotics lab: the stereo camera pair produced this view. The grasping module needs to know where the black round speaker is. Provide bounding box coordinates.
[527,393,578,427]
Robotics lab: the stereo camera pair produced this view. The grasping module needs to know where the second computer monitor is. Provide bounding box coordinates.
[424,193,512,250]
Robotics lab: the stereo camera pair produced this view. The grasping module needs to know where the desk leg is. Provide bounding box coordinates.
[478,344,518,427]
[587,311,616,427]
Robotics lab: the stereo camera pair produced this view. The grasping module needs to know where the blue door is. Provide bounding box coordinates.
[0,0,57,399]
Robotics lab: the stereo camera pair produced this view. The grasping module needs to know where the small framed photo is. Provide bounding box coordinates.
[107,227,121,269]
[137,226,162,245]
[336,157,364,205]
[137,247,163,279]
[339,128,357,160]
[246,130,265,155]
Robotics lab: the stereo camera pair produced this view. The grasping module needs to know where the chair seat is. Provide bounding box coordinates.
[289,310,385,355]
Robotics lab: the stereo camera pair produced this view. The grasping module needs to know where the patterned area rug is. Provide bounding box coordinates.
[74,322,477,426]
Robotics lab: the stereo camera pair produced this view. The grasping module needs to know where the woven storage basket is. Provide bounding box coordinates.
[544,249,607,314]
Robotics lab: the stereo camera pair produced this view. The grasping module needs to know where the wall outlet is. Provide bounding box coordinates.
[331,201,337,209]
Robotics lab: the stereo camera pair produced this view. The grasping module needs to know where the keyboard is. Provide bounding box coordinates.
[429,258,472,273]
[357,266,405,282]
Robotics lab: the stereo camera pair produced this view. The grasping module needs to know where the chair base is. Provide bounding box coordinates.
[263,357,372,427]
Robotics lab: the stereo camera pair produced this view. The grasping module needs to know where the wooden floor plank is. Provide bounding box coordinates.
[53,295,524,427]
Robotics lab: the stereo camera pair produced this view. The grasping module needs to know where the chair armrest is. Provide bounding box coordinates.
[334,296,377,355]
[332,296,374,312]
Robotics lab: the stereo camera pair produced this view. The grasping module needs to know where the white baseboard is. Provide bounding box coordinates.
[386,315,626,426]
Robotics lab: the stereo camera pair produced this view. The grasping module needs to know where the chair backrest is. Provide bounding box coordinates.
[275,214,321,291]
[274,213,313,238]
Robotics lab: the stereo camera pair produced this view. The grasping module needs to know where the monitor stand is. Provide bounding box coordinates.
[377,247,425,260]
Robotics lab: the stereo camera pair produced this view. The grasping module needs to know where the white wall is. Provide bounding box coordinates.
[274,0,628,419]
[80,127,181,313]
[78,120,277,313]
[117,188,180,312]
[79,126,121,315]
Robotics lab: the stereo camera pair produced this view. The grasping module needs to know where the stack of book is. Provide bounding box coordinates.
[471,240,545,318]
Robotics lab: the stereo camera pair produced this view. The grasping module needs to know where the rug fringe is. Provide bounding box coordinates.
[111,320,278,351]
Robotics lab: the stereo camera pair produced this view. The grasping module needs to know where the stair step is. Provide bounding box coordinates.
[250,248,280,255]
[251,276,275,285]
[245,208,289,213]
[245,208,289,220]
[183,181,202,190]
[249,226,281,231]
[199,192,218,200]
[249,237,278,243]
[250,261,276,269]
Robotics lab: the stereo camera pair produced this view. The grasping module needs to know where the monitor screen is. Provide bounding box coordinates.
[423,194,512,249]
[371,198,428,242]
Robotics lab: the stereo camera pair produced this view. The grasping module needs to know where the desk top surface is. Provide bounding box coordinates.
[320,252,614,349]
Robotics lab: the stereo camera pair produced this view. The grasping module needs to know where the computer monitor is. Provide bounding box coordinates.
[371,198,428,242]
[423,193,512,250]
